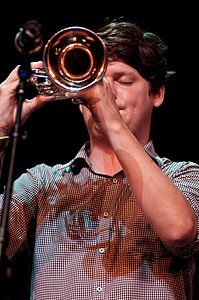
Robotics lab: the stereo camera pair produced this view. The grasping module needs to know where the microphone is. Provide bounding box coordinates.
[15,20,43,56]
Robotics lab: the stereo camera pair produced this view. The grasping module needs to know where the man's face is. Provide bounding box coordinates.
[81,60,164,146]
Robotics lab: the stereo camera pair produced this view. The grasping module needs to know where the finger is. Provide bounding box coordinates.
[3,61,44,86]
[20,95,55,124]
[71,97,87,105]
[102,76,109,86]
[25,94,55,107]
[30,61,44,69]
[0,79,20,100]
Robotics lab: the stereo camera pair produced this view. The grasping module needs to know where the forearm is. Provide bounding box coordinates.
[106,121,197,247]
[80,79,197,247]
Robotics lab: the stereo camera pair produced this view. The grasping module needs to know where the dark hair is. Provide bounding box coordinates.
[97,19,174,95]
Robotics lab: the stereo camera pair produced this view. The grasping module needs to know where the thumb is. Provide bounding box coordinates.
[21,95,55,123]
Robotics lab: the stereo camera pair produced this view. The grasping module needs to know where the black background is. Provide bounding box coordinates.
[1,1,199,298]
[1,1,199,185]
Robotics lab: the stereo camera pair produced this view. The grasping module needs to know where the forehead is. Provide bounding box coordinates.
[106,59,141,77]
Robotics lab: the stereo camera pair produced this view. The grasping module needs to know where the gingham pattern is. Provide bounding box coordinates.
[1,141,199,300]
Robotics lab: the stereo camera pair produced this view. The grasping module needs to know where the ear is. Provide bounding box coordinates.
[152,86,165,108]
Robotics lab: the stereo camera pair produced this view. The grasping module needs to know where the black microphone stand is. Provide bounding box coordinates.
[0,60,31,263]
[0,22,43,295]
[0,59,32,300]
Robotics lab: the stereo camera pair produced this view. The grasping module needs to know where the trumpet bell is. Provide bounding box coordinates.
[43,26,107,93]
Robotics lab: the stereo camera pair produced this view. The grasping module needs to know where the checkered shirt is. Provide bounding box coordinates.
[1,141,199,300]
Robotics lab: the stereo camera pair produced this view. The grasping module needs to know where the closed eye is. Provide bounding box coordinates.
[117,81,133,85]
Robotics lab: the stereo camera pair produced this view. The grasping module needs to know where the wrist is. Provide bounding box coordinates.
[0,125,11,138]
[0,136,10,152]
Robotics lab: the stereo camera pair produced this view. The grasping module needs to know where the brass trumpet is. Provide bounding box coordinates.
[29,26,107,100]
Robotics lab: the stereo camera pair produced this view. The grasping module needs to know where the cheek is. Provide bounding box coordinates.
[118,87,153,125]
[125,84,153,113]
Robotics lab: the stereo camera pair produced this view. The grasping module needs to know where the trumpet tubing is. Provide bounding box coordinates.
[29,26,107,99]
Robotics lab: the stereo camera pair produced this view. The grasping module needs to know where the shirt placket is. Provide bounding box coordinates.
[92,174,122,299]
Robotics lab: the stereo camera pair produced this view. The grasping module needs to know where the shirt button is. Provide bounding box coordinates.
[96,286,103,292]
[103,211,109,217]
[113,178,117,184]
[99,248,105,253]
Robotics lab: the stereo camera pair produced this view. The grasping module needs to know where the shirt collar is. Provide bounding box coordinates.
[58,142,92,174]
[144,140,163,167]
[59,140,162,174]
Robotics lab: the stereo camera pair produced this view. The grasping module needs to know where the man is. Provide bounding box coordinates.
[0,19,199,299]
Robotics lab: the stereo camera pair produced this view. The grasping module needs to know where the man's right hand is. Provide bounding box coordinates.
[0,61,55,137]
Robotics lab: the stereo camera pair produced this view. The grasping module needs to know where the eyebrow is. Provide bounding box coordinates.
[113,71,137,78]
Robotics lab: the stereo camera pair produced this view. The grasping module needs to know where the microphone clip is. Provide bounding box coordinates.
[15,20,43,56]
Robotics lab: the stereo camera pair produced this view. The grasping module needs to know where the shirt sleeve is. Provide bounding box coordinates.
[0,164,47,260]
[162,160,199,257]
